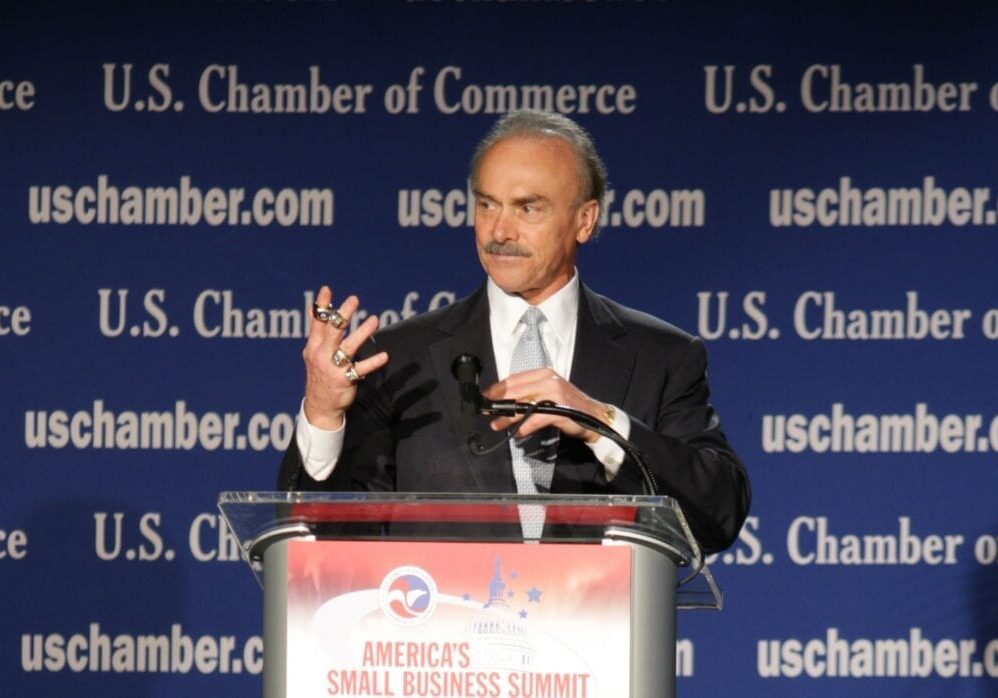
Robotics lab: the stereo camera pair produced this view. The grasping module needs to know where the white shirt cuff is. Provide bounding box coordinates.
[295,399,345,481]
[587,405,630,480]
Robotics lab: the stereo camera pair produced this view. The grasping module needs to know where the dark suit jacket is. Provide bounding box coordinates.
[278,283,750,553]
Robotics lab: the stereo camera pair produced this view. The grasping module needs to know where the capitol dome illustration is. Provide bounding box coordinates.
[464,557,538,670]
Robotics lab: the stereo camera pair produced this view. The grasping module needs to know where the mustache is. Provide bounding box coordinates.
[483,241,532,257]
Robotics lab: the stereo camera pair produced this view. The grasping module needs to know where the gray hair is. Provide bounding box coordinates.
[469,109,608,228]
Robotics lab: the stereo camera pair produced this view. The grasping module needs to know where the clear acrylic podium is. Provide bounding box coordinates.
[219,491,722,698]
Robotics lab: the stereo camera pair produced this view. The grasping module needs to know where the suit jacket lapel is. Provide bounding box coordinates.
[570,285,635,408]
[428,284,517,492]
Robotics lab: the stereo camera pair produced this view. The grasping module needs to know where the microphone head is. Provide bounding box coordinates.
[452,352,484,417]
[451,353,482,380]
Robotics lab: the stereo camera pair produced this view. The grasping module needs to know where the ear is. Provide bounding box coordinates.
[575,199,599,244]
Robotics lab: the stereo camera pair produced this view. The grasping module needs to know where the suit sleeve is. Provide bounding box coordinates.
[616,337,750,554]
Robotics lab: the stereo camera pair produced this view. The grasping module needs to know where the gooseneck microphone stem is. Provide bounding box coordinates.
[478,398,658,496]
[452,352,658,496]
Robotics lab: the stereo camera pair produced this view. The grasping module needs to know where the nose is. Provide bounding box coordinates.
[487,205,516,243]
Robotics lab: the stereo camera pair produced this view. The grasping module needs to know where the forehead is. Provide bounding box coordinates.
[476,135,582,198]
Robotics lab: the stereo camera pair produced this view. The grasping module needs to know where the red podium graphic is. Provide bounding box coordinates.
[286,540,631,697]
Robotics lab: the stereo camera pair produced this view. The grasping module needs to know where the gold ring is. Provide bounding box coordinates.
[332,348,352,367]
[312,302,347,329]
[344,364,362,385]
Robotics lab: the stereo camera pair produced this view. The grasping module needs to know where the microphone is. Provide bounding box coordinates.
[451,352,514,456]
[451,353,484,417]
[451,352,504,456]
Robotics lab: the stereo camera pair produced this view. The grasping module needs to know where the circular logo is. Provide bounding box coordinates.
[379,566,438,626]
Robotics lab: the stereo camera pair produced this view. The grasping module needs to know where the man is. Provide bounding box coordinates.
[278,110,749,554]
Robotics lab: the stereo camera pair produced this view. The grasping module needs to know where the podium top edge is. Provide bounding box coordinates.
[218,491,672,507]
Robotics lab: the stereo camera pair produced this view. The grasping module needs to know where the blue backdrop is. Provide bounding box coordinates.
[2,1,996,695]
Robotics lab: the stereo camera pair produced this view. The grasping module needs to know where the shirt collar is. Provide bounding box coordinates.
[486,270,580,344]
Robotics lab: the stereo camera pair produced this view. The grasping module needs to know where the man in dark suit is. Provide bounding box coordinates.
[278,110,749,554]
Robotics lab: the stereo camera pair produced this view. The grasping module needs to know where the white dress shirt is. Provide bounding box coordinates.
[297,271,630,481]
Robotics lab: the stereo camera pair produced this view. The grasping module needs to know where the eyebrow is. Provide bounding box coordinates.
[512,195,548,207]
[472,189,549,207]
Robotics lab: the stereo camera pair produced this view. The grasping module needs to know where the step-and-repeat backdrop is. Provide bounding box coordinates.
[3,1,996,696]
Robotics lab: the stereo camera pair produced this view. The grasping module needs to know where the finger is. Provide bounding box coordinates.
[490,415,521,432]
[490,410,555,430]
[335,295,360,333]
[315,285,332,306]
[306,286,334,347]
[492,413,562,437]
[481,381,503,400]
[321,342,385,383]
[311,294,361,356]
[338,314,380,356]
[319,294,359,340]
[484,381,553,405]
[350,351,390,380]
[483,368,557,398]
[324,352,389,391]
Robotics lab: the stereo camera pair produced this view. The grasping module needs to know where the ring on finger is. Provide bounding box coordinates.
[325,308,347,329]
[312,302,347,329]
[344,364,363,385]
[311,301,332,322]
[331,347,352,367]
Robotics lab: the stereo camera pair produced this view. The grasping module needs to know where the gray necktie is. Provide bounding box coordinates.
[509,307,558,538]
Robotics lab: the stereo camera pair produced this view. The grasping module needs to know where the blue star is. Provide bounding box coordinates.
[462,592,472,602]
[526,587,542,603]
[507,590,515,598]
[519,609,528,619]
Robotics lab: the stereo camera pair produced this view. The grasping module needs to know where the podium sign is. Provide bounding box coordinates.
[219,492,722,698]
[286,539,630,697]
